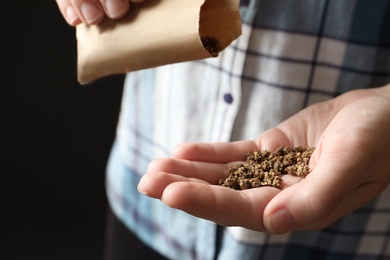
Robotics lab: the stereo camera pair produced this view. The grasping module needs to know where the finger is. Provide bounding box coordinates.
[172,140,259,163]
[56,0,82,26]
[138,171,208,199]
[255,127,294,150]
[172,127,301,164]
[139,158,233,198]
[162,182,280,231]
[99,0,130,19]
[68,0,105,25]
[147,158,231,182]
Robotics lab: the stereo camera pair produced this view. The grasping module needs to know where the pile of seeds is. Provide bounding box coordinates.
[218,146,315,190]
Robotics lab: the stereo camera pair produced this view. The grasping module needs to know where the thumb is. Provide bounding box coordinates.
[263,154,364,234]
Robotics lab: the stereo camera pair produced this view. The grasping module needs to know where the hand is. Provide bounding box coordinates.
[56,0,145,26]
[138,84,390,234]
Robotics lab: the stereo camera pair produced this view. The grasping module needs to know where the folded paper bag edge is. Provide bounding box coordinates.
[76,0,242,84]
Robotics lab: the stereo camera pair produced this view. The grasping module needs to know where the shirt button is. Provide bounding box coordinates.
[223,93,233,104]
[240,0,250,7]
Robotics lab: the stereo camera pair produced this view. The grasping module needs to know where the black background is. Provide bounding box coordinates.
[3,1,125,259]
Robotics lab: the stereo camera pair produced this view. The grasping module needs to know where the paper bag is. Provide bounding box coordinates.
[76,0,241,84]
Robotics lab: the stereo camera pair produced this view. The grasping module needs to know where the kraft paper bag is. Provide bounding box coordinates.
[76,0,241,84]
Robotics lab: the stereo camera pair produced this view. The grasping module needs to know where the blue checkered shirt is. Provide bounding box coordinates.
[106,0,390,259]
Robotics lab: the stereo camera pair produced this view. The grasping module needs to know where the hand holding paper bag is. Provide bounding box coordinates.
[76,0,242,84]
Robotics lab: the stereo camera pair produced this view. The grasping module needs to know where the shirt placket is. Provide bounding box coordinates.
[211,23,253,142]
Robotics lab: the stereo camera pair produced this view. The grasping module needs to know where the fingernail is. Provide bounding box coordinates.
[80,2,104,25]
[65,5,78,24]
[137,180,146,195]
[268,208,295,234]
[105,0,127,18]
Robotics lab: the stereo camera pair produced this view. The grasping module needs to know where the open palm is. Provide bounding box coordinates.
[138,85,390,234]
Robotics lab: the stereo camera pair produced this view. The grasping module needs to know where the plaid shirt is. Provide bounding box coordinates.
[106,0,390,259]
